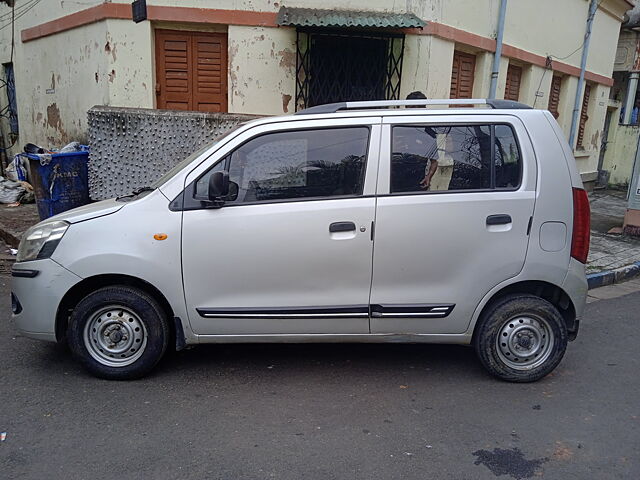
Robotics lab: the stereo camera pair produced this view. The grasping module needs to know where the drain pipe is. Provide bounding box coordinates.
[488,0,507,99]
[568,0,598,148]
[623,72,639,124]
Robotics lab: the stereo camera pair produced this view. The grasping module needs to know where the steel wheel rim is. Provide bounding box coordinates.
[83,305,148,367]
[495,314,554,370]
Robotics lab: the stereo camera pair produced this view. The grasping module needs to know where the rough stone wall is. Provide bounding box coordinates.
[87,106,260,200]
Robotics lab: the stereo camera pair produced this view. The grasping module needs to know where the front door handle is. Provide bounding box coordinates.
[329,221,356,233]
[486,214,512,225]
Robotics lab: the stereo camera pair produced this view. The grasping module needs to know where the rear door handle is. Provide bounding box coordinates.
[329,221,356,233]
[486,214,512,225]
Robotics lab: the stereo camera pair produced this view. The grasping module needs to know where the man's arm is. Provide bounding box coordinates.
[420,159,439,189]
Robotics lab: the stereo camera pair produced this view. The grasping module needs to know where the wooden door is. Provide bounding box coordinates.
[155,30,227,112]
[450,51,476,99]
[504,64,522,101]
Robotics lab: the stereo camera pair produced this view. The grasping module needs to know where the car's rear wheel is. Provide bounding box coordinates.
[473,294,568,382]
[67,286,169,380]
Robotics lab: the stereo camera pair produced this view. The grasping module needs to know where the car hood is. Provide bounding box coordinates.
[45,198,125,224]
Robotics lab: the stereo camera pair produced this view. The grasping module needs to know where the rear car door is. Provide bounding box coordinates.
[370,114,537,334]
[180,118,381,335]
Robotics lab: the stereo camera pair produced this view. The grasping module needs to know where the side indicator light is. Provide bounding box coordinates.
[153,233,168,241]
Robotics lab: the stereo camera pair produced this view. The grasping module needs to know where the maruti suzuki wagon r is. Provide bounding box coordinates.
[11,99,590,382]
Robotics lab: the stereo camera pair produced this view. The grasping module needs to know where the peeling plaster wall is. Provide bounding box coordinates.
[0,1,109,156]
[104,19,155,109]
[14,21,110,150]
[602,122,638,186]
[87,106,259,200]
[228,26,296,115]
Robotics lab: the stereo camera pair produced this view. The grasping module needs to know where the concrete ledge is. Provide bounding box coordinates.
[587,261,640,289]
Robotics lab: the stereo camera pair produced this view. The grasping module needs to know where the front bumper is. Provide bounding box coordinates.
[11,259,82,342]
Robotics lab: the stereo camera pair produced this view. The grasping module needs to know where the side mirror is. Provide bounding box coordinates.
[208,171,229,207]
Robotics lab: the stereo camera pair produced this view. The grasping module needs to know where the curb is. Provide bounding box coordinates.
[587,261,640,289]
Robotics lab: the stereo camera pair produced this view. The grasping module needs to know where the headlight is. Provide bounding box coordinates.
[16,221,69,262]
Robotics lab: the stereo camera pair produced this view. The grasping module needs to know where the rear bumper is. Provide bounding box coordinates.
[11,259,82,342]
[562,258,588,338]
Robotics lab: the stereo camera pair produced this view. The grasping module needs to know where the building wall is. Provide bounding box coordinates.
[0,0,631,183]
[227,25,296,115]
[11,21,110,148]
[602,123,639,186]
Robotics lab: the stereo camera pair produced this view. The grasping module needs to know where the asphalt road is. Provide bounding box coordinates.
[1,270,639,480]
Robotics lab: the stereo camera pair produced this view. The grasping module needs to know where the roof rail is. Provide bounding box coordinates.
[295,99,532,115]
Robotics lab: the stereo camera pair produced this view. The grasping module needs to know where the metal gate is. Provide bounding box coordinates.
[295,30,405,111]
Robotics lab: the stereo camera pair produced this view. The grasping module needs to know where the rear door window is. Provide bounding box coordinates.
[390,124,521,193]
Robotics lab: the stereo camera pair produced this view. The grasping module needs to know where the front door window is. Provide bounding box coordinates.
[196,127,370,203]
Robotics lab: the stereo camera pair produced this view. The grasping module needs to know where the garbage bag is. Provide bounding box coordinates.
[5,154,29,182]
[0,176,27,204]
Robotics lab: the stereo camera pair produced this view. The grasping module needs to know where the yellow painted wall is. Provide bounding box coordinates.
[602,121,639,186]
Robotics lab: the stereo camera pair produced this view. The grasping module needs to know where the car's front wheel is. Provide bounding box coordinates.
[473,294,568,382]
[67,286,170,380]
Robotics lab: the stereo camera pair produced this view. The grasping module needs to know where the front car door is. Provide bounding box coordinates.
[180,117,381,335]
[370,114,537,334]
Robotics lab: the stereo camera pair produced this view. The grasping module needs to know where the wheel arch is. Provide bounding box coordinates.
[470,280,577,342]
[55,274,176,344]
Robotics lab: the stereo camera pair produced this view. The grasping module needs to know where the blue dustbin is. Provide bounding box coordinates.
[26,146,90,220]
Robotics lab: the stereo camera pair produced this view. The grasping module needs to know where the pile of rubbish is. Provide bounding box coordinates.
[0,142,83,206]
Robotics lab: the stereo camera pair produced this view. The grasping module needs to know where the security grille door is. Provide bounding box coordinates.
[155,30,227,112]
[548,75,562,119]
[296,30,405,109]
[309,35,386,105]
[505,64,522,101]
[450,51,476,99]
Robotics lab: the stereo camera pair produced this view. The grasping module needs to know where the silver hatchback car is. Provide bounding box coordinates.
[11,99,590,382]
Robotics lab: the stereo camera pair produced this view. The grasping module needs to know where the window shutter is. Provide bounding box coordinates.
[450,51,476,99]
[577,84,591,149]
[155,30,227,112]
[548,75,562,119]
[504,64,522,101]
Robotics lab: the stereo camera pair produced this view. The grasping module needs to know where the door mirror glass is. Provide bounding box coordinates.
[228,180,239,201]
[208,171,229,206]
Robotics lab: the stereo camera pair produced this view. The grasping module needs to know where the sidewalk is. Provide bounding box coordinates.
[1,191,640,288]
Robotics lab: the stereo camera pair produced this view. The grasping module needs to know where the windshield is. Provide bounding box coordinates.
[150,123,247,188]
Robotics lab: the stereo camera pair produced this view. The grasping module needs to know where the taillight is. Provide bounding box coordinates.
[571,188,590,263]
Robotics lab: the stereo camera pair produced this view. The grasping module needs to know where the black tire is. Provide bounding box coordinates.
[67,286,170,380]
[473,294,568,383]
